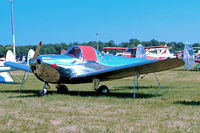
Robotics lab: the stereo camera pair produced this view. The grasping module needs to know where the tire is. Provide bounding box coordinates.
[97,85,109,95]
[38,89,47,96]
[57,85,68,94]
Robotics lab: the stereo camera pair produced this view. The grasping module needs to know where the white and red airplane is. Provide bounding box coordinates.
[104,46,175,59]
[0,50,16,83]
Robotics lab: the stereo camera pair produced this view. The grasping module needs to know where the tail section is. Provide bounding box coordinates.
[0,72,14,83]
[136,44,146,59]
[27,49,35,65]
[5,50,16,62]
[183,44,195,70]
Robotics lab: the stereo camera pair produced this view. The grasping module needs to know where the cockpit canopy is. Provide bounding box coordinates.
[65,46,82,59]
[64,45,98,61]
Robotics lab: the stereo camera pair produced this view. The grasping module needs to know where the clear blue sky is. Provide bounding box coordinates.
[0,0,200,45]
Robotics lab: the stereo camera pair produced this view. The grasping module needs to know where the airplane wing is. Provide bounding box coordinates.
[4,58,184,84]
[103,47,127,50]
[104,46,170,50]
[143,46,170,49]
[4,62,32,72]
[69,58,184,83]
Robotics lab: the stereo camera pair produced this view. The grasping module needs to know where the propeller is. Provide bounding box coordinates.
[32,42,42,61]
[19,42,42,92]
[29,42,42,66]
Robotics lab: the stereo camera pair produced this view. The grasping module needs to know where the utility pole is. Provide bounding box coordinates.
[9,0,16,57]
[96,33,99,50]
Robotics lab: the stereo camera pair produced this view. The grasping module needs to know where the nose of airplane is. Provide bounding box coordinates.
[34,62,60,83]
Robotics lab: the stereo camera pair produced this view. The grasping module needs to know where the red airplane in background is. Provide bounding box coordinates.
[103,46,175,59]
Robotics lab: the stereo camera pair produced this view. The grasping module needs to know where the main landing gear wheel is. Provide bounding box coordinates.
[57,85,68,94]
[97,85,109,95]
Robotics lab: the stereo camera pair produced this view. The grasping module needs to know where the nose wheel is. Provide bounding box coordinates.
[56,85,68,94]
[38,88,47,96]
[38,82,49,96]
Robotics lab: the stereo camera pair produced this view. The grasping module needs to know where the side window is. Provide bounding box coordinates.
[66,47,82,58]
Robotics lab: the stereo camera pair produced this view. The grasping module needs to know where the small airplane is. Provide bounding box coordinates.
[3,42,195,98]
[104,46,175,59]
[0,50,17,83]
[0,48,35,84]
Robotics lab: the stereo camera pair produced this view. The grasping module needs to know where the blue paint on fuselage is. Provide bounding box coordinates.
[97,53,149,66]
[30,47,158,83]
[36,50,155,67]
[37,54,77,66]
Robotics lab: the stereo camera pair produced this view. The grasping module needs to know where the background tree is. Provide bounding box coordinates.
[0,38,197,56]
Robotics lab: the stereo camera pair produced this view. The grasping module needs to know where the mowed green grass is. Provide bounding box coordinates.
[0,68,200,132]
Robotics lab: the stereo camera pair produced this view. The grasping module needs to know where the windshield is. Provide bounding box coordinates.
[65,46,82,59]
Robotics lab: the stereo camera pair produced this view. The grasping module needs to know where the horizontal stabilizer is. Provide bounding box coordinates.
[4,62,32,72]
[0,72,14,83]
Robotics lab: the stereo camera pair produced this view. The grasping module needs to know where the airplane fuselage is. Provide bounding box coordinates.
[32,52,151,84]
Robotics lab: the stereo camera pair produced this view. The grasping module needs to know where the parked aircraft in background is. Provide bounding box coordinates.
[0,50,16,83]
[104,46,175,59]
[0,49,35,84]
[4,42,195,98]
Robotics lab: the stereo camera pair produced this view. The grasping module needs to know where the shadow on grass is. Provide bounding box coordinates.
[2,89,161,99]
[174,101,200,106]
[173,68,200,72]
[0,89,40,94]
[0,82,22,85]
[67,91,161,99]
[111,85,168,91]
[0,90,42,98]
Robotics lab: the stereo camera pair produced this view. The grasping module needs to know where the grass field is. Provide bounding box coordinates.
[0,68,200,132]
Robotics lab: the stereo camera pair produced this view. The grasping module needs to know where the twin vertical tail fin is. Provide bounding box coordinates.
[136,44,195,70]
[136,44,146,59]
[183,44,195,70]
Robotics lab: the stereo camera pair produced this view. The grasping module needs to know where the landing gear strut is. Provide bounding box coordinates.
[133,72,162,98]
[56,84,68,94]
[19,70,30,92]
[93,78,109,95]
[38,82,50,96]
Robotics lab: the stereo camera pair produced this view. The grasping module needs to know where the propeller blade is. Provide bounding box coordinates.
[32,42,42,61]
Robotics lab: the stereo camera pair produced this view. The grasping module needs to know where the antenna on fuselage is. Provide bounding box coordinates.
[9,0,16,57]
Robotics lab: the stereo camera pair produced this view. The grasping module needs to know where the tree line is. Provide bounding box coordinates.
[0,38,200,56]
